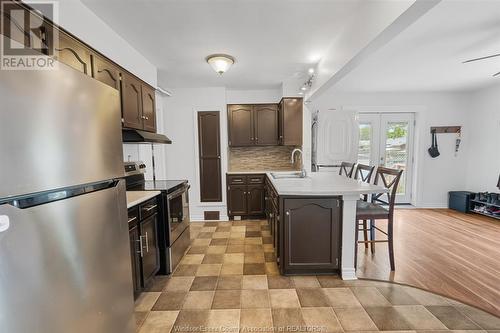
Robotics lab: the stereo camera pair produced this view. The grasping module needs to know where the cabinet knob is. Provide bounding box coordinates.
[286,211,290,216]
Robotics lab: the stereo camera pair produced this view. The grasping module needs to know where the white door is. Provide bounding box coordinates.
[358,113,415,203]
[314,110,359,172]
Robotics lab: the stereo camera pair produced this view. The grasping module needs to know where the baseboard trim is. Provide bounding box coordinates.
[415,203,448,208]
[341,268,357,280]
[190,214,229,222]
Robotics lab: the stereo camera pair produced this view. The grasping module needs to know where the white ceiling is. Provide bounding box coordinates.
[81,0,361,89]
[334,0,500,93]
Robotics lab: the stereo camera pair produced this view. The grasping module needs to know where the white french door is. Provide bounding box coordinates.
[357,113,415,203]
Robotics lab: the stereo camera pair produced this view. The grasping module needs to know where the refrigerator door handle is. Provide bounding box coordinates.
[2,180,119,209]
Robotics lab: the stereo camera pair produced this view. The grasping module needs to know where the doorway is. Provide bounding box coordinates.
[357,113,415,203]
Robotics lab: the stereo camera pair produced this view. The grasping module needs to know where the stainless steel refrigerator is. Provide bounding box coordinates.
[0,62,134,332]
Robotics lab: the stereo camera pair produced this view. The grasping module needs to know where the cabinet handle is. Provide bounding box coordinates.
[145,232,149,253]
[286,211,290,216]
[143,204,157,212]
[127,217,137,224]
[137,238,144,257]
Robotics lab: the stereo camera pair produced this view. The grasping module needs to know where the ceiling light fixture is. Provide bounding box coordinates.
[206,54,235,75]
[308,68,315,75]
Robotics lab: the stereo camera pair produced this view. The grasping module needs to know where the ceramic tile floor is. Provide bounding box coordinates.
[135,220,500,333]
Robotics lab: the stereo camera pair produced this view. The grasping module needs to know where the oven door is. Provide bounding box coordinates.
[167,184,190,246]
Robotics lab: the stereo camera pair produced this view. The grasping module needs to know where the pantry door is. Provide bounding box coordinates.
[358,113,415,203]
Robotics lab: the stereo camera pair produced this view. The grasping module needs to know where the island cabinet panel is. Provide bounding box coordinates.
[228,105,254,146]
[254,104,278,145]
[282,197,341,274]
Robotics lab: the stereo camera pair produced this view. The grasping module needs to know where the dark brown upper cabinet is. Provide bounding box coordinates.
[55,31,92,75]
[92,55,120,90]
[1,2,51,55]
[228,104,254,146]
[228,104,278,147]
[141,85,156,132]
[279,98,303,146]
[254,104,279,145]
[198,112,222,202]
[2,2,159,134]
[1,2,30,48]
[121,72,143,130]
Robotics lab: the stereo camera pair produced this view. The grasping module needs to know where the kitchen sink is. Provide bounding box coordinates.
[271,172,308,179]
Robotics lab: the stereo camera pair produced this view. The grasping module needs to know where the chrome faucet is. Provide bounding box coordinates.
[291,148,307,178]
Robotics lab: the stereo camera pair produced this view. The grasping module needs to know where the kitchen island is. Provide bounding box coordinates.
[265,171,387,280]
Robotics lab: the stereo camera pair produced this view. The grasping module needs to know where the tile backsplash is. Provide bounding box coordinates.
[229,146,301,171]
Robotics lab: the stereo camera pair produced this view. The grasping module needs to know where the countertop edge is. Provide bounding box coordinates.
[265,172,388,197]
[126,191,161,209]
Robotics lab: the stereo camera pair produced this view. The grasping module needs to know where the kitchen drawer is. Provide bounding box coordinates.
[140,197,158,220]
[128,206,139,227]
[228,175,246,185]
[247,174,265,184]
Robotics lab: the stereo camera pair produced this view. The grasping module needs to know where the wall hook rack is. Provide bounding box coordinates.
[430,126,461,134]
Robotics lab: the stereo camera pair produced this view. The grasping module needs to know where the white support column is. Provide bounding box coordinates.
[341,194,359,280]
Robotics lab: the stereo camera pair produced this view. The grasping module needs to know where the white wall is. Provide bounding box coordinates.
[310,91,472,207]
[465,84,500,192]
[160,88,295,221]
[163,87,228,221]
[226,89,281,104]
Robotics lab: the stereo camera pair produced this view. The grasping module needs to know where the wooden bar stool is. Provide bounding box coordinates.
[355,166,403,271]
[339,161,355,178]
[354,164,376,249]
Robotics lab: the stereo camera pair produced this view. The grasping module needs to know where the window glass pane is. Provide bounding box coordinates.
[384,122,408,194]
[358,123,371,165]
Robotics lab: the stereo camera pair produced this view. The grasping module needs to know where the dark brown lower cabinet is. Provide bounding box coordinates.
[129,223,142,299]
[140,214,159,285]
[247,185,265,215]
[227,174,265,218]
[227,184,247,216]
[198,112,222,202]
[128,197,160,299]
[282,197,341,274]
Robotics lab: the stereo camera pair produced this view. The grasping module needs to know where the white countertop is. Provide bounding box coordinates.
[126,191,161,208]
[266,172,387,196]
[227,170,297,174]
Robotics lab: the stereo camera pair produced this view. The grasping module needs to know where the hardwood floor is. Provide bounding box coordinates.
[356,208,500,318]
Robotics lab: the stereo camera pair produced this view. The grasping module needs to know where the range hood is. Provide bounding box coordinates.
[122,129,172,144]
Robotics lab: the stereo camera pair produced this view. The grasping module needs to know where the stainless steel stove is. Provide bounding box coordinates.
[124,162,190,274]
